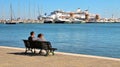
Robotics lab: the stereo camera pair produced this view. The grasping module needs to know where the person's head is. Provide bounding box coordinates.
[38,33,43,38]
[30,31,35,36]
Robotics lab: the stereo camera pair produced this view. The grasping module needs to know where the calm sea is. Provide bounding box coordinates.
[0,23,120,58]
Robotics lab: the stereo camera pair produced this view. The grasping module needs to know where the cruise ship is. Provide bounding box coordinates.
[38,8,101,23]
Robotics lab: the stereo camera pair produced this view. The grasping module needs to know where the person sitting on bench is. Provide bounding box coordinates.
[37,33,46,41]
[28,31,36,41]
[37,33,53,55]
[28,31,36,53]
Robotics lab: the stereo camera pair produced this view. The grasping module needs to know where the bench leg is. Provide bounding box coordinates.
[29,48,34,53]
[33,48,36,53]
[52,51,55,55]
[39,49,42,54]
[25,48,27,53]
[45,50,49,56]
[25,48,31,53]
[50,50,55,55]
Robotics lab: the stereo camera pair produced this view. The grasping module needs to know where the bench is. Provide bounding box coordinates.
[23,40,57,56]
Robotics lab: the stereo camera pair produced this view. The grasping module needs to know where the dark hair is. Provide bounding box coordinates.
[30,31,34,35]
[37,33,43,37]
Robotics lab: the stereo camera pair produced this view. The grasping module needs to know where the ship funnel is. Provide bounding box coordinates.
[95,14,100,21]
[85,14,89,22]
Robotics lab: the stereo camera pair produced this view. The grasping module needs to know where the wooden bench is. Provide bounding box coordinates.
[23,40,57,56]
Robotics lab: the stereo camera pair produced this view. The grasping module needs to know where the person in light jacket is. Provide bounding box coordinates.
[37,33,46,41]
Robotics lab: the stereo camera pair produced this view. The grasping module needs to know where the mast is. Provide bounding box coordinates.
[38,5,40,16]
[23,1,26,21]
[17,0,20,20]
[10,4,12,22]
[112,14,114,18]
[1,2,5,23]
[34,1,36,20]
[28,0,31,20]
[40,5,43,16]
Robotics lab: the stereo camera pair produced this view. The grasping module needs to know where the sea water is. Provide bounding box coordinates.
[0,23,120,58]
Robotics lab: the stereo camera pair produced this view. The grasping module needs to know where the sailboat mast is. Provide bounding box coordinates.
[18,0,20,20]
[10,4,12,22]
[38,6,40,16]
[29,0,31,20]
[40,5,43,16]
[1,2,4,22]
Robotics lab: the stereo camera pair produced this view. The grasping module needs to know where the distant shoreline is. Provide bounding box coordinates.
[1,22,120,24]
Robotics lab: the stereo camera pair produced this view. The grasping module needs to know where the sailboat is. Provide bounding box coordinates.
[6,4,16,24]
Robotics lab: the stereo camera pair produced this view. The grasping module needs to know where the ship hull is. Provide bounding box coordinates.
[44,21,53,23]
[54,21,65,23]
[6,22,16,24]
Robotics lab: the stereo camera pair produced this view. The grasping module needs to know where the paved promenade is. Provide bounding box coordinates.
[0,46,120,67]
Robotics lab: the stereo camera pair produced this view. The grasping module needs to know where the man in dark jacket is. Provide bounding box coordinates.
[28,31,36,53]
[28,31,36,41]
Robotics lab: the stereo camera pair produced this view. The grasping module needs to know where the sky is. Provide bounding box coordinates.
[0,0,120,19]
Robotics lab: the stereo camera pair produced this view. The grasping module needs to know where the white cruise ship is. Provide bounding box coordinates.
[38,8,100,23]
